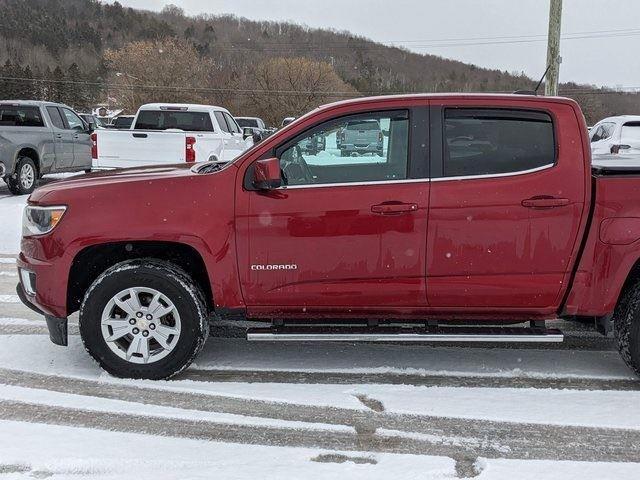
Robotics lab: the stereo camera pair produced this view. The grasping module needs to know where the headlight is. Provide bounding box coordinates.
[22,205,67,236]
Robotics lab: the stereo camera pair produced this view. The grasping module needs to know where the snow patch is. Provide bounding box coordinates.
[0,294,20,303]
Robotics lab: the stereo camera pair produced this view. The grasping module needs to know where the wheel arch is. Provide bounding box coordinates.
[67,240,214,315]
[15,147,40,174]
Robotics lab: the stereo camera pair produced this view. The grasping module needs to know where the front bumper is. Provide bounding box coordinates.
[16,282,68,346]
[17,246,71,346]
[342,143,384,154]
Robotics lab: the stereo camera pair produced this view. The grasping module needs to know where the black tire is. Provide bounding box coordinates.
[79,259,209,380]
[7,157,38,195]
[613,279,640,377]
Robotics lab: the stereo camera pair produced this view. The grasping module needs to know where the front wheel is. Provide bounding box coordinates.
[79,259,209,379]
[613,279,640,376]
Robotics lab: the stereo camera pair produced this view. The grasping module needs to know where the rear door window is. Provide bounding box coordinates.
[135,111,214,131]
[46,107,65,129]
[443,109,555,177]
[0,105,44,127]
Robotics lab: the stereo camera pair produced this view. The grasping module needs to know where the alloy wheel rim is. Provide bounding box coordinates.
[100,287,182,364]
[20,163,35,189]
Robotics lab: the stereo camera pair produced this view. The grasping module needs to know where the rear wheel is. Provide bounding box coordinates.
[613,279,640,376]
[7,157,37,195]
[79,259,209,379]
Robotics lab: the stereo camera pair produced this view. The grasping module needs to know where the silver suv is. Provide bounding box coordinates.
[1,100,93,195]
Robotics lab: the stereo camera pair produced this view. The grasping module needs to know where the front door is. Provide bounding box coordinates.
[214,111,237,162]
[426,102,586,310]
[239,108,430,315]
[60,107,91,169]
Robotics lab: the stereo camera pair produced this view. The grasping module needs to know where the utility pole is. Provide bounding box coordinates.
[545,0,563,96]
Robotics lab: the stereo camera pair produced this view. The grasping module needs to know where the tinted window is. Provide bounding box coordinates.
[223,112,241,134]
[621,122,640,143]
[113,117,134,128]
[444,109,555,177]
[135,111,214,131]
[236,118,258,128]
[61,108,85,131]
[346,120,380,131]
[0,105,44,127]
[278,110,408,186]
[46,107,65,129]
[214,111,230,133]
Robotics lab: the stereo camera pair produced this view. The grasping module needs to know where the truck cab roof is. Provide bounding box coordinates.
[137,103,231,114]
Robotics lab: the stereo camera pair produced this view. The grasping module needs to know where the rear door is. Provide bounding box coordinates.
[426,101,586,310]
[45,106,74,170]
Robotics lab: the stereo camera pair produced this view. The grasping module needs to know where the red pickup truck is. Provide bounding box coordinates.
[16,94,640,379]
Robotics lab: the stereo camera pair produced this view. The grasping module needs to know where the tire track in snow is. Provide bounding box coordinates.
[0,399,514,460]
[180,368,640,391]
[0,368,639,462]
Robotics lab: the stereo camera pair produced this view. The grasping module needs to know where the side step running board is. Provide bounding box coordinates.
[246,326,564,343]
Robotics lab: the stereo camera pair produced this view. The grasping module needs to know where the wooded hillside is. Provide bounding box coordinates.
[0,0,637,124]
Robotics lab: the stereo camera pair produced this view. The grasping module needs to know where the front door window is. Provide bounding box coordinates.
[278,110,409,186]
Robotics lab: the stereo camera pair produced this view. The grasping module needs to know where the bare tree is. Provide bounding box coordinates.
[246,57,357,126]
[103,38,218,112]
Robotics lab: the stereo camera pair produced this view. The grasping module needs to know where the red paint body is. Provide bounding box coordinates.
[16,94,640,325]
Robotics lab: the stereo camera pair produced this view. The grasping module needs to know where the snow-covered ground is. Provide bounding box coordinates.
[0,193,26,254]
[2,179,640,478]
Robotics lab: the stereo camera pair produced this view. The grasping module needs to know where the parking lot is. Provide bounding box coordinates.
[2,180,640,478]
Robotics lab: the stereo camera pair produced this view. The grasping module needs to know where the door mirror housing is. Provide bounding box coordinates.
[243,127,254,140]
[252,157,281,190]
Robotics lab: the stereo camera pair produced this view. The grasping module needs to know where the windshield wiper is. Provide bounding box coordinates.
[197,162,224,174]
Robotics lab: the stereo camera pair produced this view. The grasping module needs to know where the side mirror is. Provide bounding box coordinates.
[252,157,281,190]
[88,121,97,133]
[243,127,254,140]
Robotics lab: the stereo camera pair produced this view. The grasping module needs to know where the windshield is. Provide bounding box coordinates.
[346,120,380,131]
[236,118,259,128]
[135,110,214,131]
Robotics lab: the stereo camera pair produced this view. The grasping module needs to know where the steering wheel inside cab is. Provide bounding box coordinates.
[280,145,314,186]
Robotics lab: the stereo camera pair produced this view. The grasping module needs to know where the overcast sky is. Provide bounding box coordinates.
[112,0,640,88]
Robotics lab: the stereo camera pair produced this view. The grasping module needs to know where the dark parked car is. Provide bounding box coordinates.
[108,115,135,130]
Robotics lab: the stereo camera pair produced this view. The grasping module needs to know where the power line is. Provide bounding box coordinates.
[1,75,638,97]
[179,27,640,53]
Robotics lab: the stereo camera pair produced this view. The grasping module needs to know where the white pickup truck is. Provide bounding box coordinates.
[91,103,253,169]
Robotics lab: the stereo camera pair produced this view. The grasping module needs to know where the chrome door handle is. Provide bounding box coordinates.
[371,202,419,215]
[521,196,570,208]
